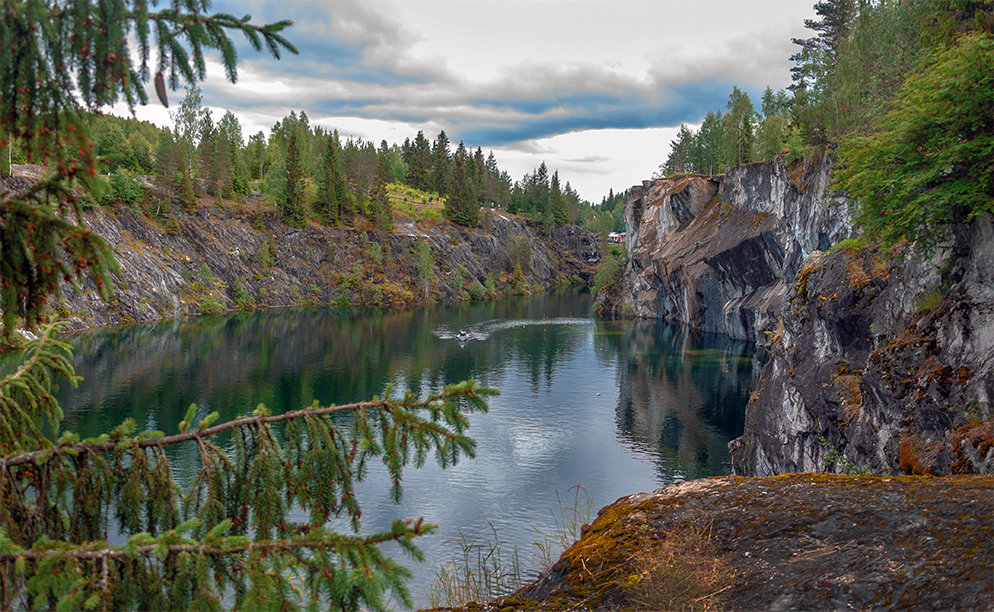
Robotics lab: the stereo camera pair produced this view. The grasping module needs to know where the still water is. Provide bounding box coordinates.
[40,290,763,605]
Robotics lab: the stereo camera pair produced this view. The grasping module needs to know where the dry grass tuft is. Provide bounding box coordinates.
[623,521,736,611]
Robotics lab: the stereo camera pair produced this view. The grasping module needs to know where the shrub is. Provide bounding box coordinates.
[834,33,994,255]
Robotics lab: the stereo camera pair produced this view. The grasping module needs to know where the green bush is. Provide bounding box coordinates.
[834,33,994,255]
[230,276,255,310]
[110,168,144,207]
[593,247,626,297]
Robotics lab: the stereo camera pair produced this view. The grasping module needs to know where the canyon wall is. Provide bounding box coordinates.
[43,201,597,333]
[619,156,852,343]
[730,215,994,476]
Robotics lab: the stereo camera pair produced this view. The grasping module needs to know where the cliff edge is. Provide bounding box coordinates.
[440,474,993,611]
[618,156,851,344]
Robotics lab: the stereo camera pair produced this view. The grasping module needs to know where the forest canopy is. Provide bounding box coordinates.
[655,0,993,251]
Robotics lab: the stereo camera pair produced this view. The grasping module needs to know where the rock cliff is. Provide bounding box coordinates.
[730,214,994,476]
[618,156,851,343]
[44,202,597,332]
[442,474,993,611]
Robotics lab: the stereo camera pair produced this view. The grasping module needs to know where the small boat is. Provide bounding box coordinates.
[456,329,470,341]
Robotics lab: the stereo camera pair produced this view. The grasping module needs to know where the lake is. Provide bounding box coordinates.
[27,290,764,606]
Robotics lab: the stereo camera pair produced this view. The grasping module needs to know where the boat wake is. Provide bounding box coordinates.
[434,317,591,342]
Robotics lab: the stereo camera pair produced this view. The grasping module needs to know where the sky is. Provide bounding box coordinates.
[114,0,817,203]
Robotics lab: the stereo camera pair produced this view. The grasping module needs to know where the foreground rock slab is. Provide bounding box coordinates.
[436,474,993,611]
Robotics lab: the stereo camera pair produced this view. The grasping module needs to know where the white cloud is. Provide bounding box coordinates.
[110,0,816,200]
[492,126,690,202]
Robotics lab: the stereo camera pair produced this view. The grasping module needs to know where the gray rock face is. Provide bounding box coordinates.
[621,157,852,343]
[730,214,994,476]
[53,205,598,332]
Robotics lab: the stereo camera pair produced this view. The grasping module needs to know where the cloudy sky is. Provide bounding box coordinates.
[118,0,816,202]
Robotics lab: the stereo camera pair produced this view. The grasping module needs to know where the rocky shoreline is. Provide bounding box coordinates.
[437,474,993,611]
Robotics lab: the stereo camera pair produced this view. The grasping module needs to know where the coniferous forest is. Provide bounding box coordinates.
[0,0,991,610]
[657,1,991,251]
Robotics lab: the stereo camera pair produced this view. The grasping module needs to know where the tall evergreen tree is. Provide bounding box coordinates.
[281,130,305,227]
[407,130,432,191]
[316,135,344,226]
[430,131,451,195]
[550,170,568,226]
[154,130,181,207]
[445,142,477,227]
[371,151,393,232]
[0,4,498,611]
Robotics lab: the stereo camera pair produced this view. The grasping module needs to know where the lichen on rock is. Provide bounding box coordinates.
[730,215,994,477]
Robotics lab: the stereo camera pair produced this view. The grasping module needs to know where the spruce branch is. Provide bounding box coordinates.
[0,519,434,563]
[0,383,495,469]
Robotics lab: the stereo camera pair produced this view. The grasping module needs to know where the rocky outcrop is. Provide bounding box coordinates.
[730,215,994,476]
[50,203,598,332]
[619,156,851,343]
[447,474,994,611]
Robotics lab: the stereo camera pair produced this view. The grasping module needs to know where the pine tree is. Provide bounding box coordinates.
[316,136,342,226]
[0,4,496,611]
[281,131,305,227]
[371,151,393,232]
[407,131,432,192]
[550,171,568,226]
[154,131,181,210]
[430,131,451,195]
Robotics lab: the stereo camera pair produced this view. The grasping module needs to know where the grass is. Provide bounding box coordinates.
[530,485,594,571]
[426,486,594,608]
[425,524,524,608]
[623,521,737,611]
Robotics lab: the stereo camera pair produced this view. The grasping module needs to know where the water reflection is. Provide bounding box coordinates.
[597,318,765,480]
[0,290,764,604]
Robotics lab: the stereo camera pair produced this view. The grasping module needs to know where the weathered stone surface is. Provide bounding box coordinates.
[49,203,597,332]
[618,157,852,344]
[439,474,993,611]
[730,214,994,477]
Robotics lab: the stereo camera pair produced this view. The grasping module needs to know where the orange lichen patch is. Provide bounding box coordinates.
[846,251,872,290]
[751,211,771,229]
[956,367,973,386]
[898,435,945,475]
[769,318,785,348]
[834,372,864,425]
[794,262,821,304]
[950,421,994,473]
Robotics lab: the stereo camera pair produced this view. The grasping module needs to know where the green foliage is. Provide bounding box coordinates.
[415,240,435,300]
[826,236,865,254]
[230,277,255,310]
[0,338,497,610]
[257,237,276,270]
[280,131,306,227]
[484,272,497,299]
[110,168,145,207]
[818,436,871,475]
[178,168,197,214]
[915,289,944,313]
[834,32,994,254]
[593,246,626,298]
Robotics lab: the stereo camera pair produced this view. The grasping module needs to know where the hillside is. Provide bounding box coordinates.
[2,166,599,333]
